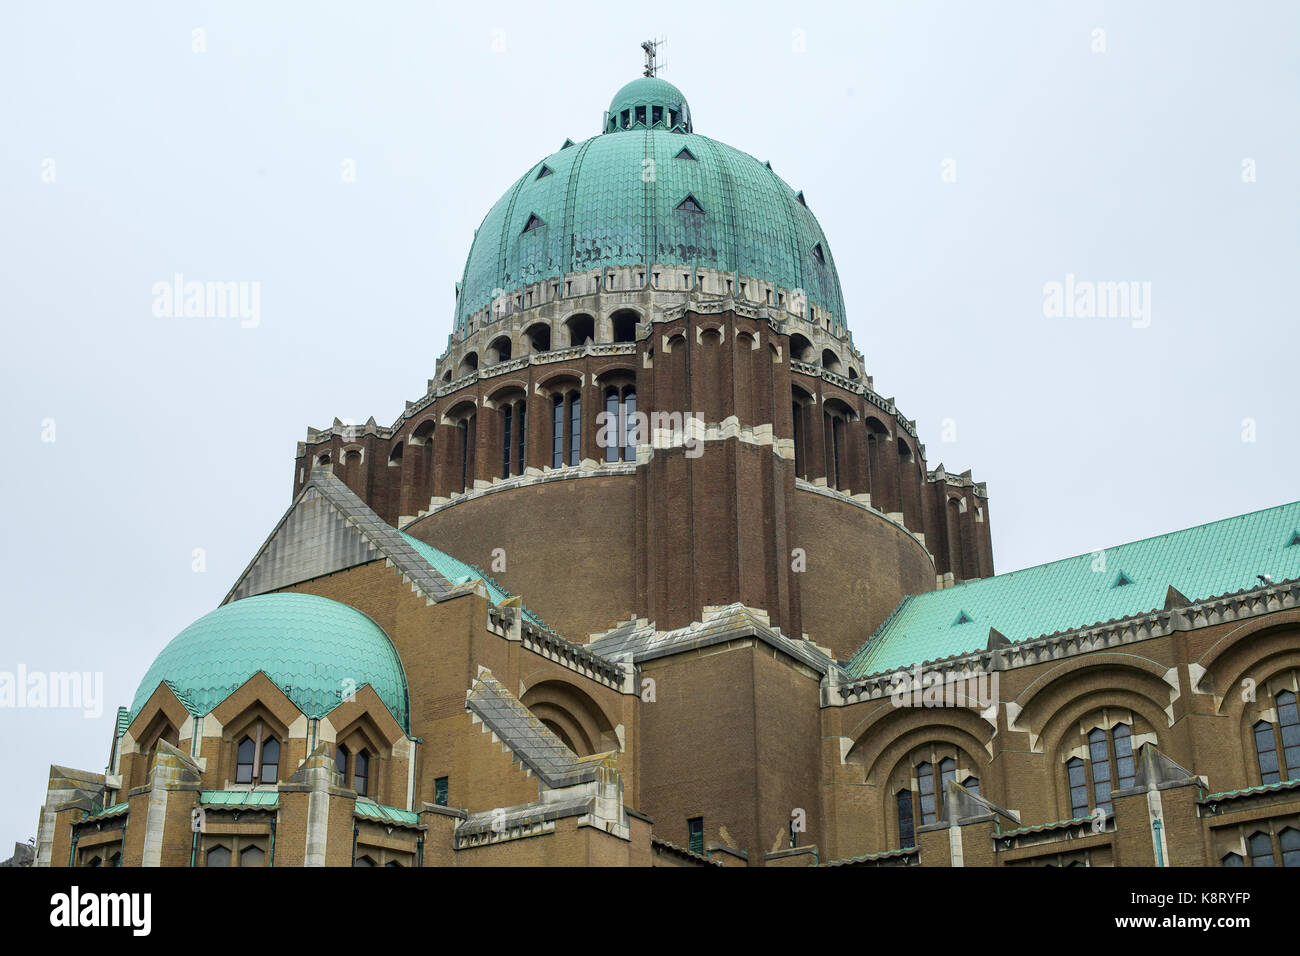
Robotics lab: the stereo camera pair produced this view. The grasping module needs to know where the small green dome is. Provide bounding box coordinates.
[606,77,691,132]
[130,593,409,731]
[454,78,845,334]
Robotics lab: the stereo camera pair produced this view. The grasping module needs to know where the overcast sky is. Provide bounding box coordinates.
[2,0,1296,852]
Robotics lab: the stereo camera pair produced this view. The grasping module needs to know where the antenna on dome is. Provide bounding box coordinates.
[641,37,666,77]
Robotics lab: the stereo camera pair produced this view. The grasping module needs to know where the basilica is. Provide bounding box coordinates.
[32,65,1300,868]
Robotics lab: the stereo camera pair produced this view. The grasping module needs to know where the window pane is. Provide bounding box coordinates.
[1221,852,1245,867]
[207,846,231,868]
[917,762,935,824]
[623,390,636,461]
[354,855,374,867]
[1113,724,1135,789]
[1249,832,1274,866]
[239,845,265,868]
[569,395,581,465]
[1279,828,1300,867]
[1256,721,1280,784]
[552,397,564,468]
[335,746,348,777]
[502,405,512,478]
[260,739,279,783]
[236,737,255,784]
[687,817,704,856]
[896,790,914,848]
[962,776,980,797]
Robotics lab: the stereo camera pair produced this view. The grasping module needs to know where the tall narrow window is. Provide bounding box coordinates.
[917,762,936,825]
[259,738,279,784]
[1255,719,1279,785]
[502,404,513,478]
[1279,689,1300,781]
[354,750,370,797]
[459,420,470,491]
[687,817,704,856]
[552,396,564,468]
[435,776,449,807]
[1067,757,1089,818]
[896,789,915,848]
[236,737,256,784]
[605,389,619,463]
[517,403,526,474]
[622,388,637,462]
[962,776,981,797]
[335,745,349,779]
[1089,728,1113,815]
[1113,723,1136,789]
[569,393,581,465]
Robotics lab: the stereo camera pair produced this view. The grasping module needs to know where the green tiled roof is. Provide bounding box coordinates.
[847,501,1300,677]
[354,800,420,826]
[130,593,409,730]
[200,790,280,808]
[398,532,541,625]
[454,77,845,333]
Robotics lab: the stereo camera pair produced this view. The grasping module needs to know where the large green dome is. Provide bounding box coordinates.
[454,77,846,333]
[130,593,409,731]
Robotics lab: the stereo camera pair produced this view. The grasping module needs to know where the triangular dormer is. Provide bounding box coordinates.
[676,194,704,214]
[953,610,974,626]
[536,165,553,180]
[1112,570,1134,588]
[675,147,697,161]
[522,213,545,234]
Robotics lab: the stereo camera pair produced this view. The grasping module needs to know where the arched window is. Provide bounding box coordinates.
[335,745,349,779]
[565,313,594,348]
[1067,723,1137,817]
[896,789,915,848]
[611,310,638,343]
[1221,852,1245,867]
[1255,689,1300,784]
[1248,831,1274,867]
[354,750,370,797]
[938,757,957,802]
[354,855,375,867]
[962,776,980,797]
[207,845,231,867]
[239,845,265,868]
[526,323,551,353]
[85,856,102,867]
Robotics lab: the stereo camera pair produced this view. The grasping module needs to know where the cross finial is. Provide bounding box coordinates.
[641,38,662,77]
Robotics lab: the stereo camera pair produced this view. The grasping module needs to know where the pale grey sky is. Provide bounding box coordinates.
[2,0,1296,851]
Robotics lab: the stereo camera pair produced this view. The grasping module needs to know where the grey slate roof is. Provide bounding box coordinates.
[587,603,840,675]
[454,795,596,843]
[465,670,610,788]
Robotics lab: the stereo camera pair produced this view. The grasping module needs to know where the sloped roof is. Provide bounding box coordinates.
[226,468,541,624]
[848,500,1300,677]
[466,670,608,788]
[588,603,836,675]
